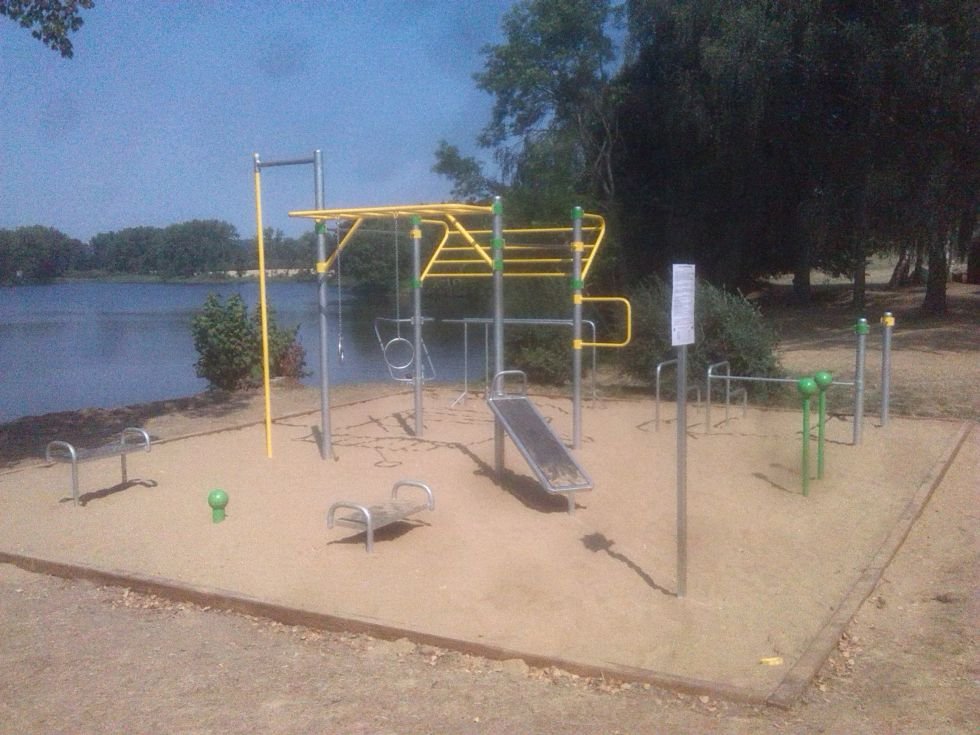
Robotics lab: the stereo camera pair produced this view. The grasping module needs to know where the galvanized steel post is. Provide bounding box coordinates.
[853,318,869,444]
[411,214,424,437]
[313,150,332,459]
[676,344,688,597]
[492,197,505,473]
[880,311,894,426]
[571,206,584,449]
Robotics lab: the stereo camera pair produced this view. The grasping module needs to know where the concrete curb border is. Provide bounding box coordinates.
[0,550,768,705]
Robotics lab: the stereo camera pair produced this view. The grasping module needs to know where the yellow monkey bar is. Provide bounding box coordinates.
[288,202,606,282]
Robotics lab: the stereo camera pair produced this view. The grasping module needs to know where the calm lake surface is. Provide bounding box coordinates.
[0,281,484,423]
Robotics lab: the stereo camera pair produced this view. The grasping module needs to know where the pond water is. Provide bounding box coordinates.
[0,281,487,422]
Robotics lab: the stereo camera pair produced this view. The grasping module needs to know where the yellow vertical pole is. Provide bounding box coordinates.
[252,154,274,458]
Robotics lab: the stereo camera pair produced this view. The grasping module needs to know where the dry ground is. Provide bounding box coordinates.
[0,281,977,734]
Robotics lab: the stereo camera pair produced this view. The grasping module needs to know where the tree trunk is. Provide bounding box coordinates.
[792,231,812,303]
[911,239,927,285]
[852,249,867,312]
[922,231,949,314]
[851,184,868,311]
[889,245,910,287]
[961,204,979,284]
[968,236,980,284]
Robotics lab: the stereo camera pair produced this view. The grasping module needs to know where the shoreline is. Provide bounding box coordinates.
[0,381,408,468]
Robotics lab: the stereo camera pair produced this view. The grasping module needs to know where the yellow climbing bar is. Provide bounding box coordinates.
[579,296,632,348]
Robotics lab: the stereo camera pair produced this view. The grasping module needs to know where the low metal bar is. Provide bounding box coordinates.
[705,361,731,434]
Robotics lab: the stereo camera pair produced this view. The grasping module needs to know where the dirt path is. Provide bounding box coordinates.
[0,282,977,733]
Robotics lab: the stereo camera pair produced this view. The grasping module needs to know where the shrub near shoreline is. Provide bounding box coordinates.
[191,293,307,391]
[620,277,783,399]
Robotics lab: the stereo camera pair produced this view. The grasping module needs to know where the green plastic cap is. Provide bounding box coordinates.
[813,370,833,391]
[208,489,228,523]
[797,376,818,398]
[854,318,870,335]
[571,206,583,220]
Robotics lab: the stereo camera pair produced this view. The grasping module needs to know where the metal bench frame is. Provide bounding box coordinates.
[45,427,151,506]
[327,480,434,552]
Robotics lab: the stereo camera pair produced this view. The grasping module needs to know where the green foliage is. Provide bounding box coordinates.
[506,326,572,385]
[89,219,243,278]
[613,0,978,308]
[503,279,573,385]
[0,0,94,58]
[620,277,782,398]
[434,0,621,217]
[191,294,307,391]
[0,225,86,284]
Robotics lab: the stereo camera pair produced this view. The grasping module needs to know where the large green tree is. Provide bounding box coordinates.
[0,0,94,58]
[434,0,622,223]
[613,0,978,310]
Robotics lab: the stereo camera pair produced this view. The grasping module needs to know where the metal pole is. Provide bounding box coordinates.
[880,311,894,426]
[853,318,869,444]
[676,344,688,598]
[313,150,332,459]
[492,197,505,473]
[253,151,323,460]
[814,370,833,479]
[798,376,818,496]
[411,214,424,437]
[252,154,274,459]
[571,206,584,449]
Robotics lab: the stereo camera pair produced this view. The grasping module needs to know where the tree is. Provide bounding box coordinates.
[434,0,622,223]
[611,0,979,309]
[475,0,621,204]
[0,0,94,58]
[0,225,84,283]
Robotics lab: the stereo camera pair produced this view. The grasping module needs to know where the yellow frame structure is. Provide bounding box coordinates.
[288,202,607,284]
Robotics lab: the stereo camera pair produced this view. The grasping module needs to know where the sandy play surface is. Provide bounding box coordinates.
[0,386,967,702]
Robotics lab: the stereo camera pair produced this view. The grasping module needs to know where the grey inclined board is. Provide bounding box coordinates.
[486,394,592,494]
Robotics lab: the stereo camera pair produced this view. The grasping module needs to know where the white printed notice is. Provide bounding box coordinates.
[671,264,696,346]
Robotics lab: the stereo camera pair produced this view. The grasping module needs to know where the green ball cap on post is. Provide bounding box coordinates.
[813,370,833,391]
[797,376,818,399]
[208,489,228,523]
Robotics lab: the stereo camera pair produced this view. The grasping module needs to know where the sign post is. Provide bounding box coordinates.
[671,264,696,597]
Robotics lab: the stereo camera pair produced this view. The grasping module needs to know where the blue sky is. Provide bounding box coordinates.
[0,1,515,242]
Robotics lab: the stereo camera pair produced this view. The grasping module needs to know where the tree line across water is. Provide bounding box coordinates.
[0,222,316,284]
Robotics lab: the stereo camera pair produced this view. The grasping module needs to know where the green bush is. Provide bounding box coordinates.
[503,279,573,386]
[620,277,782,398]
[191,294,307,391]
[506,326,571,385]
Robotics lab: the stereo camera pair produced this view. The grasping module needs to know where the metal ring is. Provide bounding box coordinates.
[382,337,415,371]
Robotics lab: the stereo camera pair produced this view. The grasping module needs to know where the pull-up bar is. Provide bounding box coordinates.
[253,151,332,460]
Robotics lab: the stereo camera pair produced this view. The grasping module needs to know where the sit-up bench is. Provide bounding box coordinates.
[45,427,151,506]
[327,480,434,552]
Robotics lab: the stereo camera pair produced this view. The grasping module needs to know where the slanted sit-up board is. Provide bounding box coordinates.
[486,371,592,513]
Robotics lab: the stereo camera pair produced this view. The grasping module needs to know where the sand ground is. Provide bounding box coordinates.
[0,380,969,703]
